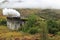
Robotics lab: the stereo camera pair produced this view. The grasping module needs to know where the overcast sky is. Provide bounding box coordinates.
[0,0,60,9]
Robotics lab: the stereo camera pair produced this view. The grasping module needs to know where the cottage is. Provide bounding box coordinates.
[7,17,20,30]
[7,17,27,30]
[2,8,28,30]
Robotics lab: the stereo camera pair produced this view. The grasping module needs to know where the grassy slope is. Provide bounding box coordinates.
[0,26,41,40]
[0,9,60,40]
[0,26,60,40]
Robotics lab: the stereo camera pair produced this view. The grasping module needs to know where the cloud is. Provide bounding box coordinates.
[0,0,60,9]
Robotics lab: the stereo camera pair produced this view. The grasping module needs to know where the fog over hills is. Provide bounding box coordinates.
[0,0,60,9]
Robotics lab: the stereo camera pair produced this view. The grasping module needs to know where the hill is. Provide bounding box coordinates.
[0,9,60,40]
[0,9,60,20]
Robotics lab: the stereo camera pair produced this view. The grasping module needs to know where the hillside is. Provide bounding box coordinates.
[0,26,41,40]
[0,9,60,20]
[0,9,60,40]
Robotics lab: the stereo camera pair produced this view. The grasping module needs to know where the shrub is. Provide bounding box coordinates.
[0,19,7,26]
[47,19,58,35]
[57,32,60,35]
[27,27,39,34]
[20,14,41,34]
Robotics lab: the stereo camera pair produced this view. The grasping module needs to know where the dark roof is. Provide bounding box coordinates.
[7,17,28,21]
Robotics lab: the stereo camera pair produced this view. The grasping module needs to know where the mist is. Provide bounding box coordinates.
[0,0,60,9]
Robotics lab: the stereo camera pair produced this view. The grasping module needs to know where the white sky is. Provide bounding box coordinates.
[0,0,60,9]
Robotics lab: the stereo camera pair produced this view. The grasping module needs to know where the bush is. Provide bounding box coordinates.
[47,19,58,35]
[0,19,7,26]
[20,14,41,34]
[57,32,60,35]
[27,27,39,34]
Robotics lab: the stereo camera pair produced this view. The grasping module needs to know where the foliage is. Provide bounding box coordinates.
[56,20,60,31]
[1,9,60,38]
[0,19,7,26]
[40,21,48,40]
[20,14,41,34]
[57,32,60,35]
[47,19,59,35]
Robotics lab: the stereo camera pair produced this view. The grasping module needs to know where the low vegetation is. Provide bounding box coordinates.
[0,9,60,40]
